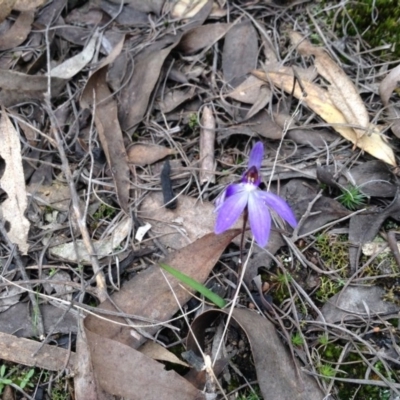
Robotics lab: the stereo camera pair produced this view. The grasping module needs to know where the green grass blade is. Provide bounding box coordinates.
[159,262,226,308]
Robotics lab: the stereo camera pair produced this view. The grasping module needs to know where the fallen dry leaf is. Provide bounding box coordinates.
[227,74,270,104]
[139,341,189,368]
[0,10,34,51]
[50,31,99,79]
[127,143,175,166]
[157,87,196,113]
[0,302,77,337]
[187,309,324,400]
[0,285,23,312]
[85,328,205,400]
[252,69,396,166]
[290,31,370,141]
[379,63,400,138]
[83,230,239,398]
[119,34,182,132]
[81,37,130,213]
[0,109,30,254]
[222,19,258,87]
[179,23,232,54]
[349,192,400,272]
[0,69,65,106]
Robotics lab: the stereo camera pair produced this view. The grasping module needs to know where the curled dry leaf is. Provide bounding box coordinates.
[379,63,400,138]
[199,105,216,184]
[0,109,30,254]
[252,69,396,166]
[127,143,175,166]
[0,10,34,51]
[290,31,370,141]
[50,31,99,79]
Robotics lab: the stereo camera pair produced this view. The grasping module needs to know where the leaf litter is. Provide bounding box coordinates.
[1,1,400,399]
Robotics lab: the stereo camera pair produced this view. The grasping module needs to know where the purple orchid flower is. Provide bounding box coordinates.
[214,142,297,247]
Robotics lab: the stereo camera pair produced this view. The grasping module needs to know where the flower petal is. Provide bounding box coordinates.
[259,192,297,227]
[247,191,271,247]
[215,183,246,212]
[248,141,264,170]
[215,191,248,234]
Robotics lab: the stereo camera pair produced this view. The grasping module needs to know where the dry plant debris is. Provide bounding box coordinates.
[0,0,400,399]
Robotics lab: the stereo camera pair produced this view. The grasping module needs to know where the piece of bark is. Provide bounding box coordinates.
[199,106,216,184]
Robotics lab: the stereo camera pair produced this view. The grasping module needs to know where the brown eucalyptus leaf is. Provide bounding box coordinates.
[339,160,397,198]
[290,31,370,140]
[83,230,239,398]
[85,327,205,400]
[187,309,324,400]
[283,179,350,236]
[179,23,232,54]
[85,229,239,347]
[81,37,129,213]
[221,110,283,141]
[286,128,338,147]
[321,286,400,324]
[0,109,30,254]
[119,34,182,133]
[0,10,33,50]
[379,64,400,138]
[139,341,189,367]
[127,143,175,166]
[0,302,77,337]
[222,20,258,87]
[227,75,269,104]
[244,85,272,120]
[50,31,99,79]
[252,69,396,166]
[0,70,65,106]
[157,87,196,113]
[349,193,400,272]
[99,0,149,26]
